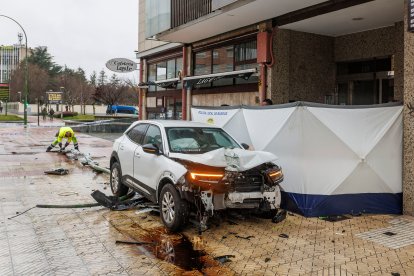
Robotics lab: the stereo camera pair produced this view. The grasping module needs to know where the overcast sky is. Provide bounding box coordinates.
[1,0,138,81]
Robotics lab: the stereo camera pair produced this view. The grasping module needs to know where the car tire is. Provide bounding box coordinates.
[110,162,128,197]
[159,183,188,232]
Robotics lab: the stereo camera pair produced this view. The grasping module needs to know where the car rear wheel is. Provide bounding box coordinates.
[159,183,188,232]
[110,162,128,197]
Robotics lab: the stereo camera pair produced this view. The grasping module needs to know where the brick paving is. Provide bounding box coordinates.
[1,125,414,275]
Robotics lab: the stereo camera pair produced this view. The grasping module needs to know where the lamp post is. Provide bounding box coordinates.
[0,15,28,126]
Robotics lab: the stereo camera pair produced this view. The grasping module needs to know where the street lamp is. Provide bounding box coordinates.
[0,15,29,126]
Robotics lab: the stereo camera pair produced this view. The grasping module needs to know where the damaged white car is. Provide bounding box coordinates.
[110,120,284,232]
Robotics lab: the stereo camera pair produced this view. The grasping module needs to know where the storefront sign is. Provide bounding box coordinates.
[0,83,10,101]
[46,92,63,104]
[409,0,414,32]
[106,58,137,73]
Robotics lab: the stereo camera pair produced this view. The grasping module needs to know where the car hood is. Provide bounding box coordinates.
[168,148,278,172]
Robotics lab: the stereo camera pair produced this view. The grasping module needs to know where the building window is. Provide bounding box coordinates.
[146,0,171,38]
[193,39,257,88]
[147,56,182,92]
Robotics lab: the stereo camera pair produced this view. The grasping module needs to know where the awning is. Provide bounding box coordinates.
[138,68,256,89]
[183,68,256,88]
[138,78,180,89]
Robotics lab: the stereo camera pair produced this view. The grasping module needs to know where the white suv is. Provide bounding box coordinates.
[110,120,284,231]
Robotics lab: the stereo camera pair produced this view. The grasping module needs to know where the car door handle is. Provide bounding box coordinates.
[119,145,124,150]
[135,152,141,158]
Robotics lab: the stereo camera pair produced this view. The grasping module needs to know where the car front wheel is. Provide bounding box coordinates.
[110,162,128,197]
[159,183,188,232]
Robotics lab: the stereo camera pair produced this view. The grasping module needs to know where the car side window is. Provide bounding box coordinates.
[126,124,148,145]
[143,125,163,151]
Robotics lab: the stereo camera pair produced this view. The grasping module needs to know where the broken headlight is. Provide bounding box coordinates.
[189,172,224,184]
[265,167,284,185]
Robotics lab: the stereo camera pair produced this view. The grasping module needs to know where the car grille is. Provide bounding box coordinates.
[233,174,263,192]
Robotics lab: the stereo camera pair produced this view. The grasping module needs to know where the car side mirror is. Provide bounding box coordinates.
[241,143,250,150]
[142,143,162,155]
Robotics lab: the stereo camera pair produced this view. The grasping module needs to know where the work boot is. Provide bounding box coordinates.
[46,145,53,152]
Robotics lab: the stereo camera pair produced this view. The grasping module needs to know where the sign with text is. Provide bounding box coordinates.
[0,83,10,101]
[409,0,414,32]
[106,58,137,73]
[46,92,63,104]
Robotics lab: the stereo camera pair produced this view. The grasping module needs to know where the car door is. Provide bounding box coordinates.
[117,123,148,178]
[134,124,166,194]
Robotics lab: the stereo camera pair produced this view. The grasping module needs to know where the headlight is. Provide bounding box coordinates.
[266,168,284,184]
[189,172,224,184]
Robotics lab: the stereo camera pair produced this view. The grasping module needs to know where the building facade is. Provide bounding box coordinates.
[0,43,28,83]
[136,0,414,214]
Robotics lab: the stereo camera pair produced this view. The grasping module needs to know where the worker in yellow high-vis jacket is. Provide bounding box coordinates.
[46,127,79,152]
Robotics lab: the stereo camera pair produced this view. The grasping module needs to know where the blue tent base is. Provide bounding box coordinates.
[281,191,403,217]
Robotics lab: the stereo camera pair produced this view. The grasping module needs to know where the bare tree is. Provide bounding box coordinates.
[10,63,49,103]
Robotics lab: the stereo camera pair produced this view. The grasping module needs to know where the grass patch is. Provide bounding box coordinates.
[0,115,23,121]
[64,114,95,121]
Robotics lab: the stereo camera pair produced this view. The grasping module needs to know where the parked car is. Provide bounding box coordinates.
[110,120,284,231]
[106,105,138,115]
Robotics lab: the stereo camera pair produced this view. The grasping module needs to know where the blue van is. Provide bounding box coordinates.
[106,105,138,115]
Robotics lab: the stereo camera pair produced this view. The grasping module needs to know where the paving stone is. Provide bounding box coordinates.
[3,127,414,275]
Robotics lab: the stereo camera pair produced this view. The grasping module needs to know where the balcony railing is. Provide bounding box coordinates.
[171,0,212,29]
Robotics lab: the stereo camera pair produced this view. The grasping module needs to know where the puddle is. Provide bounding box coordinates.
[133,227,207,271]
[108,214,232,274]
[122,226,212,271]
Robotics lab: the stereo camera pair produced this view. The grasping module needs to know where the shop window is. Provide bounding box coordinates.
[147,57,182,92]
[148,64,157,92]
[176,57,183,89]
[213,46,233,86]
[193,39,257,88]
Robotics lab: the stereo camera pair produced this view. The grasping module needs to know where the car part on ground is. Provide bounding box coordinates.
[91,190,145,211]
[44,168,69,175]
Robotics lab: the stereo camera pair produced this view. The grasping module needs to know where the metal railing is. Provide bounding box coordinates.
[171,0,212,28]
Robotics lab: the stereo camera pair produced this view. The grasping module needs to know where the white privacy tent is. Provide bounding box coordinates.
[191,102,403,216]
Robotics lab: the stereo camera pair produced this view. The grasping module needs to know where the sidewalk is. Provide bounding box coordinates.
[1,126,414,275]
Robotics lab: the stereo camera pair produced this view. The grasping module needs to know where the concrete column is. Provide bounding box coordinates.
[403,0,414,215]
[269,29,290,104]
[142,59,148,120]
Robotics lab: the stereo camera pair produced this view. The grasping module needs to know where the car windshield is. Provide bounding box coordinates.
[166,127,241,154]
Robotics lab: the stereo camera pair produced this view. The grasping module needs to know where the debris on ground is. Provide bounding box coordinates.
[272,209,287,223]
[264,257,271,262]
[115,240,154,245]
[58,191,78,196]
[320,215,351,222]
[278,233,289,239]
[44,168,69,175]
[135,208,160,214]
[227,220,238,225]
[91,190,146,211]
[235,235,254,240]
[213,255,235,264]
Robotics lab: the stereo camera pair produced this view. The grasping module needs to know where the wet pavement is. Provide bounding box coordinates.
[1,125,414,275]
